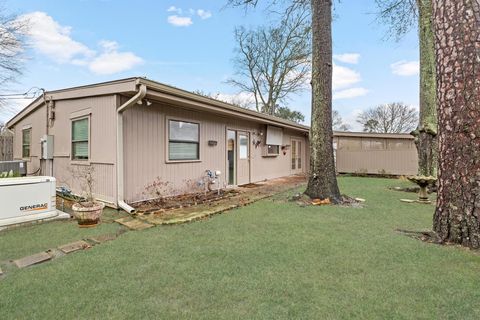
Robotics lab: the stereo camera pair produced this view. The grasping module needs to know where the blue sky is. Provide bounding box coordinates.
[1,0,420,129]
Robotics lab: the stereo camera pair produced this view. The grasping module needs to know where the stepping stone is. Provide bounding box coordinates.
[116,218,153,230]
[0,267,3,276]
[400,199,416,203]
[58,241,90,254]
[88,234,116,244]
[14,252,53,269]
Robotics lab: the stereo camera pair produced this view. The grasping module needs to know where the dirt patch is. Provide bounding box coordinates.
[286,193,363,208]
[395,229,480,254]
[137,175,308,225]
[240,183,262,189]
[133,189,240,215]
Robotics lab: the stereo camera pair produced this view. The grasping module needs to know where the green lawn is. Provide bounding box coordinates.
[1,177,479,319]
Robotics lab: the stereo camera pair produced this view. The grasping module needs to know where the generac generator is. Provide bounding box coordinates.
[0,176,62,227]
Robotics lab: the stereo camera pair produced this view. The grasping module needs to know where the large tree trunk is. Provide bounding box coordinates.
[305,0,341,202]
[414,0,437,177]
[432,0,480,248]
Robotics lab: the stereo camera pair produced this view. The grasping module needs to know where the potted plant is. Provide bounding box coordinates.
[71,166,104,227]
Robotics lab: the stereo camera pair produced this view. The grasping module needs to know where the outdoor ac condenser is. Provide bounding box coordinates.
[0,176,64,227]
[0,160,27,176]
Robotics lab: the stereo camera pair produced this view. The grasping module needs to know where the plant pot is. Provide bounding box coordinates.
[72,202,105,227]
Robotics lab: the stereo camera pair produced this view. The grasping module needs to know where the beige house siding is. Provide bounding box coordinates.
[11,95,118,204]
[122,101,308,203]
[334,135,418,175]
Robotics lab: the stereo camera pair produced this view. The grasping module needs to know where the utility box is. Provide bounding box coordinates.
[0,176,59,227]
[41,135,54,160]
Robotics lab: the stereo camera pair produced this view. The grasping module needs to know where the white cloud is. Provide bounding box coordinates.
[341,109,364,131]
[19,11,95,63]
[391,60,419,76]
[333,53,360,64]
[197,9,212,20]
[333,64,361,90]
[214,92,255,108]
[167,15,193,27]
[167,6,182,14]
[88,41,143,75]
[333,88,369,100]
[18,12,143,75]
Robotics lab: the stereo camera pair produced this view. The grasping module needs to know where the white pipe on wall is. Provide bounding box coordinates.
[116,82,147,213]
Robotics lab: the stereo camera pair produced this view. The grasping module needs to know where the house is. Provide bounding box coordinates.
[6,77,310,212]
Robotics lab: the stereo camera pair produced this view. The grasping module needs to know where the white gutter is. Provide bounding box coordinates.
[116,81,147,213]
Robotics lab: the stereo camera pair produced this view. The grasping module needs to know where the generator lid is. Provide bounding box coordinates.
[0,176,56,187]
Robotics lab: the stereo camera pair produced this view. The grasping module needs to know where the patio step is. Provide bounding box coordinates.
[13,252,53,269]
[115,217,154,230]
[58,241,91,254]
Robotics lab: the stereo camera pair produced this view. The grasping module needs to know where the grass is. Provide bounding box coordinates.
[1,177,479,319]
[0,208,127,262]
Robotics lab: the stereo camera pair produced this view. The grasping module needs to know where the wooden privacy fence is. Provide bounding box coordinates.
[0,135,13,161]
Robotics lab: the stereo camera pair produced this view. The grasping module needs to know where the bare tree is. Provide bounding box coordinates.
[375,0,418,41]
[432,0,480,248]
[332,110,350,131]
[229,0,342,202]
[376,0,437,176]
[357,103,418,133]
[194,90,305,123]
[0,4,27,89]
[228,4,311,115]
[0,3,28,118]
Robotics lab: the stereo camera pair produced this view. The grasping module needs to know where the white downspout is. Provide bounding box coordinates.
[117,82,147,213]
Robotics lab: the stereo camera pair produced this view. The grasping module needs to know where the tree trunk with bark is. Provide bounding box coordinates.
[414,0,438,177]
[432,0,480,248]
[304,0,341,202]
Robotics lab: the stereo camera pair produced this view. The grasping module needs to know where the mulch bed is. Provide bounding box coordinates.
[133,189,240,215]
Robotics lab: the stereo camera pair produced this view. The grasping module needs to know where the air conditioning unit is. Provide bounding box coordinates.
[0,160,27,176]
[0,176,69,228]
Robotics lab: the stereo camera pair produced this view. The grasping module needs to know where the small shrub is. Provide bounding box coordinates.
[143,177,174,205]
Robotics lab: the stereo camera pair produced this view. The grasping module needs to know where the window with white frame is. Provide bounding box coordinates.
[71,117,89,160]
[168,120,199,161]
[22,128,31,158]
[266,145,279,155]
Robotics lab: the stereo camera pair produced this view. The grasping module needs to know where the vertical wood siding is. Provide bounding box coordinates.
[335,136,418,175]
[123,102,308,203]
[11,95,118,204]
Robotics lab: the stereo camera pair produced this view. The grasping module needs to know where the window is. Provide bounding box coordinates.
[292,140,302,170]
[168,120,199,161]
[239,133,248,159]
[22,128,31,158]
[267,145,279,155]
[72,118,89,160]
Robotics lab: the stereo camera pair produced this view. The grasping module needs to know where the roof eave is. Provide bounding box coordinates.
[139,78,310,133]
